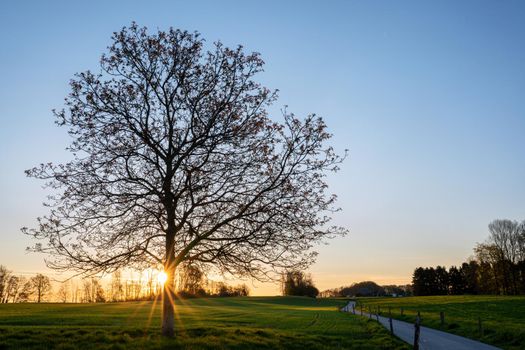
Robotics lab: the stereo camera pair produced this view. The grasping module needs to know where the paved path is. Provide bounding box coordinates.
[341,301,501,350]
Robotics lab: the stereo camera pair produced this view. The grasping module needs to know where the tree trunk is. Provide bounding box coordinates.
[161,266,175,337]
[161,224,176,337]
[162,175,177,337]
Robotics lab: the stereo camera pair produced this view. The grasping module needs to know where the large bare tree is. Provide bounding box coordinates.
[23,23,347,336]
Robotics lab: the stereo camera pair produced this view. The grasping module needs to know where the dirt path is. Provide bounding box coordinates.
[342,301,501,350]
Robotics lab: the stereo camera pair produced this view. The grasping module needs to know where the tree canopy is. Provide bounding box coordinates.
[23,23,347,336]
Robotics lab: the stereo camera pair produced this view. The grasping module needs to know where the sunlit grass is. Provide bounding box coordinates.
[0,297,409,349]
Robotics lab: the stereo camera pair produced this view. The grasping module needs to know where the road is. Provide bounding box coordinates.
[341,301,501,350]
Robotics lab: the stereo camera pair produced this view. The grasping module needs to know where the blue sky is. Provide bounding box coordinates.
[1,0,524,294]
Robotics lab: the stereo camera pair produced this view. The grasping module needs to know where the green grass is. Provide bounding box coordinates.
[0,296,408,349]
[355,295,525,350]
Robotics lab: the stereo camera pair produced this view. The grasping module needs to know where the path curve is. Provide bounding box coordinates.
[342,301,501,350]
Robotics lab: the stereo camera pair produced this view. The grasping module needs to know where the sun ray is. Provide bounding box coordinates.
[169,290,190,336]
[145,293,160,331]
[175,295,207,328]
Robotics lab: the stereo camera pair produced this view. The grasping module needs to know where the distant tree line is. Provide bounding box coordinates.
[0,266,51,303]
[171,263,250,298]
[320,281,413,298]
[0,263,248,303]
[413,219,525,296]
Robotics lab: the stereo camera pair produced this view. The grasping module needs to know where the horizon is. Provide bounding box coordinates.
[1,0,525,297]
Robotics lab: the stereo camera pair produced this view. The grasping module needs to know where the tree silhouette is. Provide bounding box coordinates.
[29,274,51,303]
[23,23,347,336]
[281,271,319,297]
[411,219,525,296]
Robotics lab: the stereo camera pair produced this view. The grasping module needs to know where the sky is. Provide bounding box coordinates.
[1,0,524,295]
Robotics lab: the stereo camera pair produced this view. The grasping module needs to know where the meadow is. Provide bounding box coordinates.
[0,296,408,350]
[356,295,525,350]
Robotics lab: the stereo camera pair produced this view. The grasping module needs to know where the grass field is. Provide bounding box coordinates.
[355,295,525,350]
[0,296,409,349]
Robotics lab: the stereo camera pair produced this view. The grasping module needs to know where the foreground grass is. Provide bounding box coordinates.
[356,295,525,350]
[0,296,408,349]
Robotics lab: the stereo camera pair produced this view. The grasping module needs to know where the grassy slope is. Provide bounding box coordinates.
[0,296,408,350]
[356,295,525,350]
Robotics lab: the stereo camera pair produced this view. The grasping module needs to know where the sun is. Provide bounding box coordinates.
[157,271,168,285]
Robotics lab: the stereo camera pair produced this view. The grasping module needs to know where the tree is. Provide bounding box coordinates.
[177,262,205,296]
[23,23,346,336]
[29,274,52,303]
[338,281,385,297]
[281,271,319,297]
[57,280,71,303]
[110,270,124,302]
[235,284,250,297]
[94,279,106,303]
[0,265,11,303]
[412,267,441,296]
[4,276,26,303]
[81,277,106,303]
[145,269,158,299]
[448,266,465,295]
[17,280,34,303]
[82,278,93,303]
[412,267,427,296]
[461,261,480,294]
[434,266,449,295]
[214,282,231,297]
[488,219,523,294]
[474,242,504,294]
